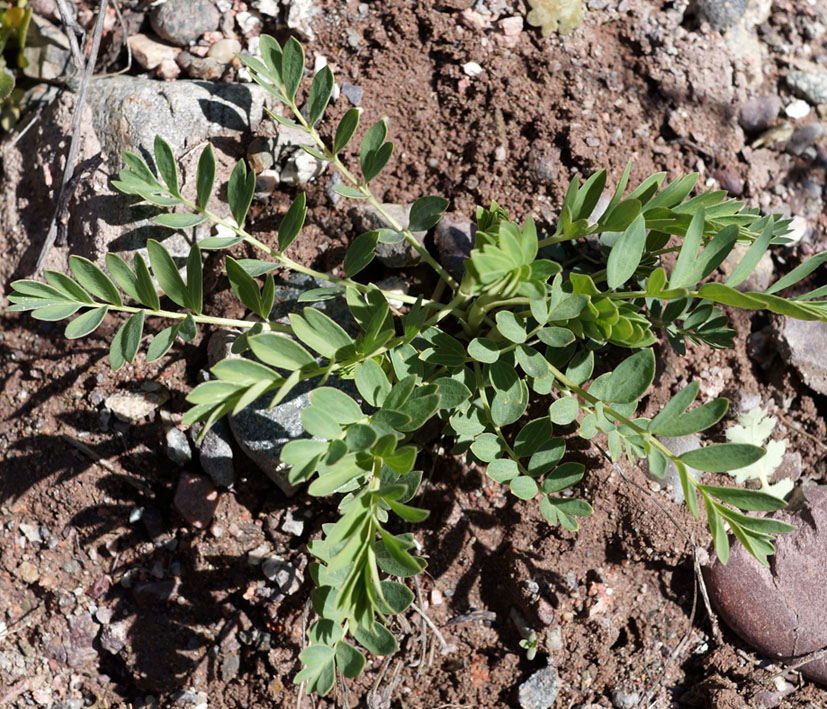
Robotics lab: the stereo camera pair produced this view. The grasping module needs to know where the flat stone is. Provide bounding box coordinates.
[775,317,827,395]
[704,485,827,684]
[150,0,220,46]
[105,390,169,423]
[174,472,219,528]
[128,34,180,71]
[518,663,560,709]
[787,71,827,106]
[348,202,427,268]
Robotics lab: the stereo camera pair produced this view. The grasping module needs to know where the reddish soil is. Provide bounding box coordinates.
[1,0,826,708]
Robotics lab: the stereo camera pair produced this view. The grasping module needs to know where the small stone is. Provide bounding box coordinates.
[653,435,702,504]
[518,663,560,709]
[252,0,279,15]
[494,145,507,161]
[612,688,640,708]
[133,578,181,606]
[712,168,744,196]
[128,34,181,71]
[547,625,563,650]
[63,559,80,574]
[17,561,39,584]
[221,653,241,681]
[786,122,824,156]
[248,543,272,565]
[19,522,42,543]
[499,16,524,36]
[254,169,280,198]
[105,389,169,423]
[528,142,560,184]
[282,508,305,536]
[785,99,811,120]
[166,427,192,466]
[174,472,220,528]
[198,418,235,488]
[739,95,782,133]
[694,0,747,31]
[435,213,476,281]
[787,71,827,106]
[341,82,363,106]
[187,56,225,81]
[462,61,483,77]
[21,14,72,81]
[280,150,326,185]
[100,621,128,654]
[207,37,242,64]
[275,563,303,594]
[247,136,277,173]
[235,10,261,35]
[150,0,220,47]
[156,58,181,80]
[431,588,444,606]
[719,244,774,292]
[261,554,285,580]
[775,317,827,395]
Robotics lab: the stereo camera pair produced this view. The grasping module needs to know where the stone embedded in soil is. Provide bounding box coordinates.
[133,578,182,606]
[174,472,220,528]
[64,612,100,669]
[787,71,827,106]
[17,561,40,584]
[196,417,235,488]
[348,202,428,268]
[341,82,363,106]
[166,426,192,466]
[719,243,774,292]
[435,213,476,281]
[104,389,169,423]
[100,621,128,654]
[739,95,783,133]
[704,485,827,684]
[694,0,748,31]
[651,435,702,504]
[774,317,827,395]
[150,0,220,46]
[518,662,560,709]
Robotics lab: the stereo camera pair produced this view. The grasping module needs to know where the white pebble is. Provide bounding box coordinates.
[785,99,811,119]
[462,61,483,77]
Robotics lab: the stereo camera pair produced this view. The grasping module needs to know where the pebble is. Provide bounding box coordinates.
[235,10,261,35]
[612,688,640,708]
[261,554,285,581]
[787,71,827,105]
[784,99,811,119]
[786,122,823,156]
[739,94,782,133]
[518,663,560,709]
[133,578,181,606]
[247,136,277,173]
[100,621,128,654]
[197,418,235,488]
[775,317,827,395]
[17,561,39,584]
[281,508,305,536]
[704,486,827,684]
[128,34,181,71]
[252,0,279,16]
[341,82,363,106]
[652,435,702,504]
[187,56,225,81]
[174,472,220,528]
[462,61,483,77]
[166,427,192,466]
[150,0,220,47]
[18,522,42,543]
[712,168,743,196]
[280,150,326,185]
[156,58,181,81]
[207,37,242,64]
[285,0,317,40]
[719,244,774,292]
[694,0,747,31]
[105,389,169,424]
[221,653,241,681]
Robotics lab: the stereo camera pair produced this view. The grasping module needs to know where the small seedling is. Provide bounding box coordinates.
[8,35,825,695]
[519,630,539,660]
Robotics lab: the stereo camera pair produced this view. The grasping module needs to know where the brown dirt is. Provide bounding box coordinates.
[1,0,827,708]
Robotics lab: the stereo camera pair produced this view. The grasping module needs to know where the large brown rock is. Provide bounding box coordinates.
[704,485,827,684]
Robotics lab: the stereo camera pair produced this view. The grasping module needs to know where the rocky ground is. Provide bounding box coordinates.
[1,0,827,707]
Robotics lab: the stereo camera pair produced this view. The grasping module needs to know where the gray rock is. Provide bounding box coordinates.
[64,613,100,669]
[694,0,748,31]
[166,427,192,466]
[220,653,241,681]
[282,508,305,536]
[341,82,363,106]
[197,418,235,487]
[247,136,277,173]
[739,95,782,133]
[348,202,427,268]
[435,212,476,280]
[719,243,774,292]
[787,71,827,105]
[186,56,226,81]
[150,0,220,46]
[21,14,72,82]
[612,688,640,708]
[775,317,827,395]
[518,663,560,709]
[704,485,827,684]
[786,122,824,156]
[653,435,702,504]
[100,621,128,654]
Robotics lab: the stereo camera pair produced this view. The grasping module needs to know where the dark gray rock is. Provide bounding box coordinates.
[704,486,827,685]
[341,82,363,106]
[434,212,476,281]
[739,95,783,133]
[150,0,220,46]
[518,663,560,709]
[786,122,824,156]
[787,71,827,105]
[348,202,427,268]
[775,317,827,395]
[197,418,235,488]
[694,0,748,31]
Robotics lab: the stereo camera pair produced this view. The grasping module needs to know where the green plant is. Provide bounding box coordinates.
[519,630,539,661]
[0,0,31,102]
[8,35,827,695]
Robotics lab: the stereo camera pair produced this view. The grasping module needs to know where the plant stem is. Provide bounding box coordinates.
[105,303,289,332]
